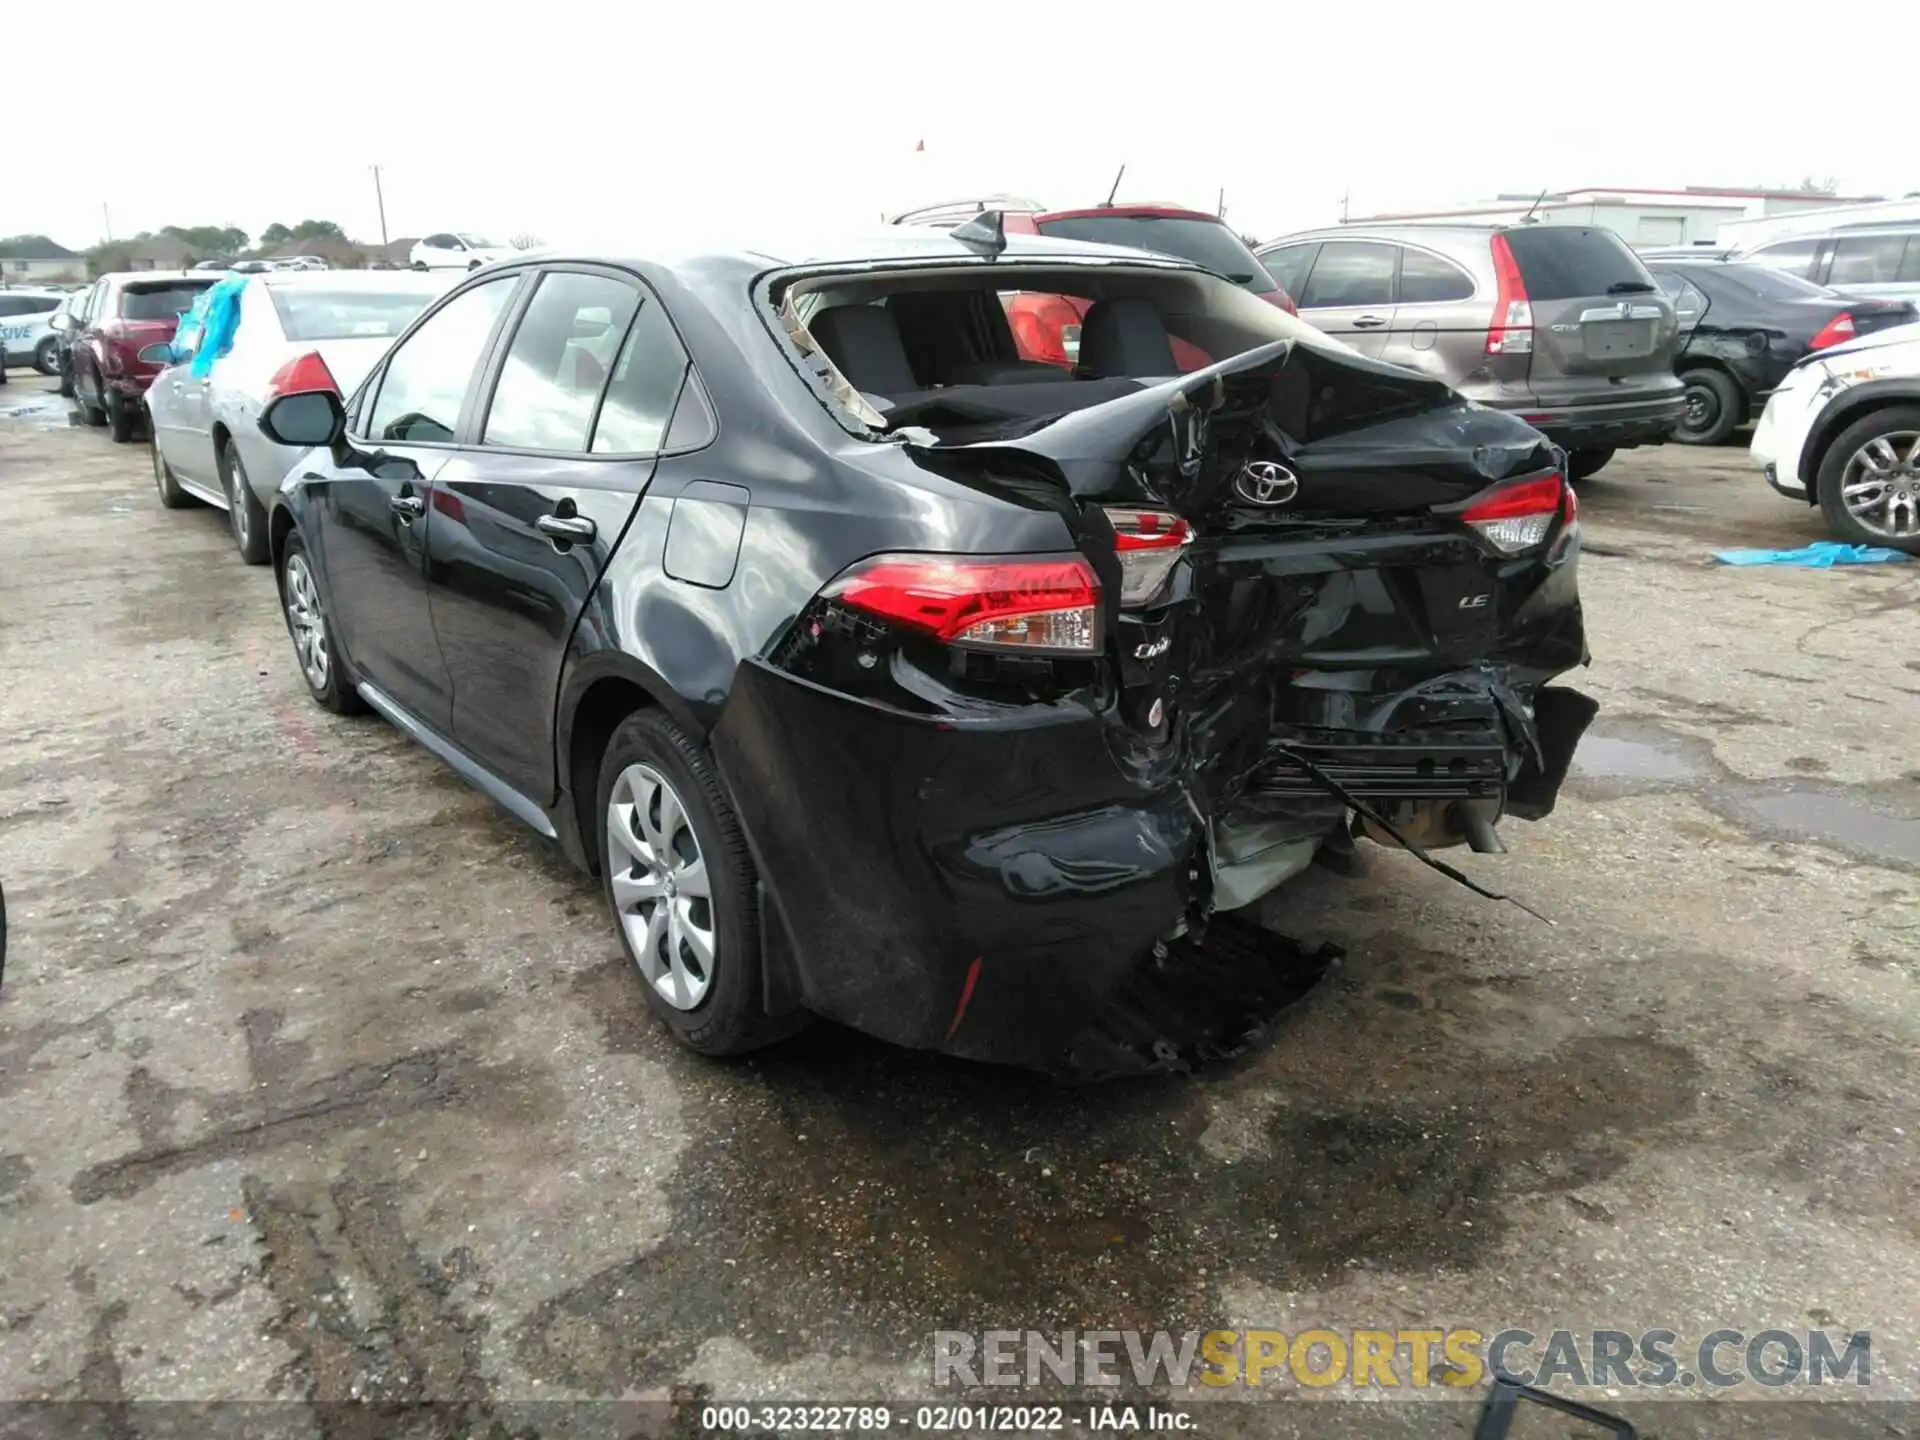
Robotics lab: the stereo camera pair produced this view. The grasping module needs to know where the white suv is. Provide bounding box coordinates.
[408,233,515,271]
[1751,321,1920,551]
[0,289,66,375]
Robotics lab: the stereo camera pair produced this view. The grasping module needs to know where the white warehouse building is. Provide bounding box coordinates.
[1342,186,1886,249]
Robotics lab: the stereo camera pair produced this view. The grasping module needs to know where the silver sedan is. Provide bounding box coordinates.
[144,270,453,562]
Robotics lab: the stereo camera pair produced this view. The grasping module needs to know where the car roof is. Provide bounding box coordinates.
[1032,204,1228,225]
[532,227,1219,276]
[258,269,453,291]
[104,270,217,285]
[1262,222,1616,248]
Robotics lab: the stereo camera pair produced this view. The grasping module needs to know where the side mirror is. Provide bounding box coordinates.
[49,312,75,332]
[137,342,176,365]
[259,389,346,450]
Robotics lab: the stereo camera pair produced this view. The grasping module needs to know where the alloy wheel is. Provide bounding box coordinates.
[606,763,715,1010]
[1840,431,1920,540]
[283,553,331,691]
[226,450,251,549]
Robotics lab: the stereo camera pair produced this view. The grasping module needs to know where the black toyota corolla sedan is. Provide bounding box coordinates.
[254,218,1596,1077]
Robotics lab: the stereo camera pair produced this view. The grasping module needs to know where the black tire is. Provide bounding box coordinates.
[276,531,367,715]
[1815,404,1920,555]
[150,439,193,509]
[56,356,73,398]
[106,389,136,443]
[222,439,271,564]
[34,337,60,377]
[1674,368,1741,446]
[1566,447,1615,482]
[74,365,105,425]
[467,260,482,270]
[595,709,805,1057]
[411,261,428,272]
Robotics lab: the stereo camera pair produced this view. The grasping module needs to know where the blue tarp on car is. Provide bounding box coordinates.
[168,274,249,379]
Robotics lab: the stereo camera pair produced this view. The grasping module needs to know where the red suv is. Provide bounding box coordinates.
[63,272,217,441]
[890,201,1297,372]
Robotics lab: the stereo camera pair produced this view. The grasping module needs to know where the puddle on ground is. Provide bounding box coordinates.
[1,393,71,425]
[1570,733,1705,783]
[1725,790,1920,869]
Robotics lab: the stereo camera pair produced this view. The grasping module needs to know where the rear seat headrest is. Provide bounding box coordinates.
[808,305,918,395]
[1078,297,1176,378]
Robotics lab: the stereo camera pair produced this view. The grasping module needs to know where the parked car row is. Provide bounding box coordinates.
[54,226,1596,1075]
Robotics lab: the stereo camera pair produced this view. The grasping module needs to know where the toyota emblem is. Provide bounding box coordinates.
[1234,460,1300,507]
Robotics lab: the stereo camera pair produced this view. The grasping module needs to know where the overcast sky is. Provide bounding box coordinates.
[16,0,1918,254]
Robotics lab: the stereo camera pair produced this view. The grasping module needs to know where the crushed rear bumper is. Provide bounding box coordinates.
[711,659,1596,1078]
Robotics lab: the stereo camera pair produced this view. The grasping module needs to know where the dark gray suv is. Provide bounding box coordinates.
[1258,224,1685,480]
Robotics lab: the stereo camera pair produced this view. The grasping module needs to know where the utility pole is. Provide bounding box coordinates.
[102,202,113,243]
[370,165,389,248]
[1340,189,1350,224]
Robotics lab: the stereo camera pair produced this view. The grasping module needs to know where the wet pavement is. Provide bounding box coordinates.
[2,369,1917,1434]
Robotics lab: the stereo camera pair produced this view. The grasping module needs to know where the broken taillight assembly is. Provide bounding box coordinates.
[1461,474,1570,555]
[1103,506,1193,607]
[1485,234,1534,355]
[823,553,1101,653]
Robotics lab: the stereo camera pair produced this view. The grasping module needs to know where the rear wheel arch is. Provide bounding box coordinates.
[1805,391,1920,504]
[561,659,702,875]
[267,503,299,571]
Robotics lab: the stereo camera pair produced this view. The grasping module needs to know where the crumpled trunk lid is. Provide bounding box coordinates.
[903,338,1590,900]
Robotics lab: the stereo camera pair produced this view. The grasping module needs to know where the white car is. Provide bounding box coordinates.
[0,289,67,376]
[408,232,515,271]
[143,269,454,562]
[1751,320,1920,551]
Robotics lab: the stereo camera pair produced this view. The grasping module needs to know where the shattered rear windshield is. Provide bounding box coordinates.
[120,283,215,322]
[774,263,1356,438]
[1033,217,1280,295]
[269,287,443,341]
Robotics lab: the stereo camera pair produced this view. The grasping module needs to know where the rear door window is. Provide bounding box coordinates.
[364,276,518,444]
[1298,241,1397,308]
[1396,247,1475,304]
[1257,243,1316,297]
[1829,234,1912,286]
[1744,236,1822,279]
[1032,214,1279,294]
[481,271,641,453]
[1499,227,1655,300]
[591,298,693,454]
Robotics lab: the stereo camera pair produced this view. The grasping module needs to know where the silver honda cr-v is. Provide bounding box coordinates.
[1257,224,1685,480]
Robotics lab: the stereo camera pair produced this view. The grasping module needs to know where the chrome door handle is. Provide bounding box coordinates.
[390,494,425,519]
[1352,314,1389,328]
[536,513,596,543]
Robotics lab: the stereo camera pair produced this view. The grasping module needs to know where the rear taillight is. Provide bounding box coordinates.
[1485,234,1533,355]
[824,553,1100,653]
[1007,295,1085,368]
[1461,474,1568,555]
[1103,507,1193,607]
[1809,312,1857,350]
[266,350,341,398]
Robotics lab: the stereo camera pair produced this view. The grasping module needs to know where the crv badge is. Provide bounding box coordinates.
[1235,461,1299,506]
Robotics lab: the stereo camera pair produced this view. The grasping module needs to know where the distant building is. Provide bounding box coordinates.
[0,235,85,285]
[1344,186,1886,249]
